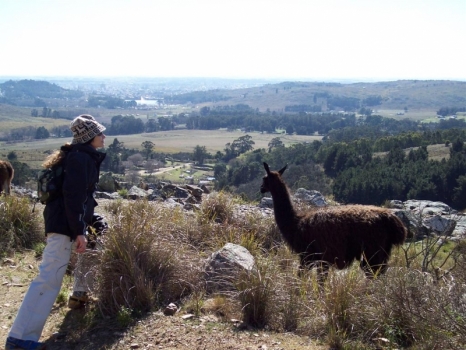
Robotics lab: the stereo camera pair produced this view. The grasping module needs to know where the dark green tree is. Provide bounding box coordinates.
[268,137,284,152]
[230,134,255,156]
[7,151,17,161]
[35,126,50,139]
[213,163,227,178]
[103,138,126,173]
[141,141,155,160]
[192,145,209,165]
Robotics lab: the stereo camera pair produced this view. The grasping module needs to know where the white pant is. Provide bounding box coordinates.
[8,233,73,342]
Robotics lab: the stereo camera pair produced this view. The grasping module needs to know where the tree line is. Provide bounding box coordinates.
[215,129,466,211]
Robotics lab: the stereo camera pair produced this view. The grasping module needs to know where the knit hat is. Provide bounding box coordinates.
[70,114,106,144]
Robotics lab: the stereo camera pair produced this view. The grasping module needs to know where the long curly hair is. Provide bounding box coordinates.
[42,144,73,168]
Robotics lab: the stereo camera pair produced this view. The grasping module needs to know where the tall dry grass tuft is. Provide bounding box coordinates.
[0,196,43,255]
[198,191,237,224]
[235,257,277,328]
[346,267,465,349]
[95,200,202,316]
[233,254,309,331]
[318,267,366,348]
[272,270,310,332]
[196,191,281,255]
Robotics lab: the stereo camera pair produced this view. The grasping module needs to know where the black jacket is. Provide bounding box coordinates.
[43,143,106,240]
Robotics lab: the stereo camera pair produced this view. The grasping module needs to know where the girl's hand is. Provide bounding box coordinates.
[75,235,87,253]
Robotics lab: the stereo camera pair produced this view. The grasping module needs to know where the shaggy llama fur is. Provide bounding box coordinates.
[0,160,14,195]
[260,162,407,278]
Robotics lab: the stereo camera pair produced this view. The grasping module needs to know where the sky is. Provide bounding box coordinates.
[0,0,465,81]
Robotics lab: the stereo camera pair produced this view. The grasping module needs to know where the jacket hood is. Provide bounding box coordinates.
[67,143,106,165]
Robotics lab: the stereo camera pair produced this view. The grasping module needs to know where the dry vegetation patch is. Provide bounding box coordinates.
[1,195,465,349]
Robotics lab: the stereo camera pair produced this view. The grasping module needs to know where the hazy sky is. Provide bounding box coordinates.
[1,0,465,81]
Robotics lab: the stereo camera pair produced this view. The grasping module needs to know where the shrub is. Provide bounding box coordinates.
[95,200,202,316]
[0,196,43,256]
[198,191,237,224]
[235,258,276,328]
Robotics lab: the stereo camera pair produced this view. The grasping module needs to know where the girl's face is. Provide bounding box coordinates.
[90,132,105,149]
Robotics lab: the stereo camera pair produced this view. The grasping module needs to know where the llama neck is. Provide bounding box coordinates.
[269,184,299,232]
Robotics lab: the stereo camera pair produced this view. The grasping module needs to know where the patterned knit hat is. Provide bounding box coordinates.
[70,114,106,144]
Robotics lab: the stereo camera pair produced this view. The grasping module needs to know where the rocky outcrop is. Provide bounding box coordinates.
[388,199,465,241]
[294,188,328,207]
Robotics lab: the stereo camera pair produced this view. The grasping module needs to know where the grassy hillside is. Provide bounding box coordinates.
[197,80,466,112]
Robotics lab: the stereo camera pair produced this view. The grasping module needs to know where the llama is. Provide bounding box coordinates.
[260,162,407,278]
[0,160,14,195]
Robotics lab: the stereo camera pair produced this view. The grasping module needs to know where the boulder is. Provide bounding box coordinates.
[163,303,178,316]
[259,197,274,209]
[390,199,466,240]
[200,184,210,194]
[161,184,189,198]
[95,191,121,200]
[293,188,328,207]
[127,186,149,200]
[185,185,204,198]
[205,243,256,293]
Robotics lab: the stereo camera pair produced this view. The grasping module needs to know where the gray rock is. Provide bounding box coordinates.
[423,215,456,235]
[205,243,256,293]
[293,188,328,207]
[403,200,456,215]
[392,200,466,240]
[163,302,178,316]
[127,186,149,200]
[95,191,121,200]
[259,197,274,209]
[185,185,203,198]
[162,184,190,199]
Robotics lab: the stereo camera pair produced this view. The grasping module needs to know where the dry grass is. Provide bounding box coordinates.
[0,195,43,255]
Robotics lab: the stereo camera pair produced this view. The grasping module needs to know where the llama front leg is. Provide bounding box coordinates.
[299,254,329,284]
[360,250,389,278]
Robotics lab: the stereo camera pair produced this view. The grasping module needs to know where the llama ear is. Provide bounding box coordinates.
[263,162,270,174]
[278,164,287,175]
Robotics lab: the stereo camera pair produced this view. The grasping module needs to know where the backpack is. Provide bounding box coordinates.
[37,157,67,205]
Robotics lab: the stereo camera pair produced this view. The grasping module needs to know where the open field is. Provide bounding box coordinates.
[0,129,321,169]
[374,108,437,121]
[122,129,321,153]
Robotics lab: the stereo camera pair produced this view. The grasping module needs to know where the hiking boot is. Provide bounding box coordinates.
[67,292,89,309]
[5,336,46,349]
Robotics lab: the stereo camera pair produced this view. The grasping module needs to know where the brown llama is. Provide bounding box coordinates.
[0,160,14,195]
[260,163,407,278]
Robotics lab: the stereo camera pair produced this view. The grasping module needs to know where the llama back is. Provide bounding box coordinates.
[306,205,407,246]
[344,205,407,246]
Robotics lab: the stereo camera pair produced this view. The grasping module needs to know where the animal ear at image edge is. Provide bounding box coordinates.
[278,164,288,175]
[263,162,270,174]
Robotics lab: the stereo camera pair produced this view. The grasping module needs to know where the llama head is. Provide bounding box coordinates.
[260,162,287,194]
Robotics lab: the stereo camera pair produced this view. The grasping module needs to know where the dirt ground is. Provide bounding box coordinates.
[1,251,326,350]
